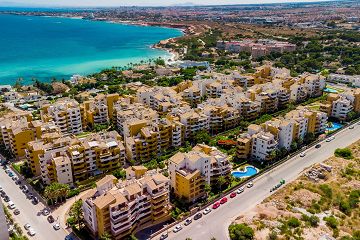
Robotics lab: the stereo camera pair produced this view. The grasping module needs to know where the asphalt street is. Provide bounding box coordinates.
[154,122,360,240]
[0,166,68,240]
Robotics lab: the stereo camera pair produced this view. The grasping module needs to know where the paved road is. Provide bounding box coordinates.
[0,167,68,240]
[154,122,360,240]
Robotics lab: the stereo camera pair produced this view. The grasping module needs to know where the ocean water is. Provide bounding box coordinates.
[0,14,183,85]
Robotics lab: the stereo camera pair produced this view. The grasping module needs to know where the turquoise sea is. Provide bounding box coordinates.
[0,13,183,85]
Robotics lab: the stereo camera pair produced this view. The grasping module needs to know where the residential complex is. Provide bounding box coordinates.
[82,168,171,239]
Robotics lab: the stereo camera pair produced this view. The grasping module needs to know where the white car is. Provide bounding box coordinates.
[28,228,36,236]
[203,207,211,215]
[236,187,244,194]
[300,152,306,157]
[247,181,253,188]
[8,201,16,209]
[173,225,182,233]
[24,223,31,230]
[53,223,60,230]
[43,209,50,216]
[184,218,192,226]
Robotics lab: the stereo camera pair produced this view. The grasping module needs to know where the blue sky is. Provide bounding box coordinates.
[0,0,330,7]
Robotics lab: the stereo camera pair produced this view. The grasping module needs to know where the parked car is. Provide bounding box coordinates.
[236,187,244,194]
[184,218,192,226]
[300,152,306,157]
[15,179,21,185]
[193,212,202,220]
[0,191,5,197]
[32,197,39,204]
[47,215,55,223]
[349,125,355,129]
[22,186,29,193]
[12,176,18,181]
[212,202,220,209]
[160,232,168,240]
[3,196,10,202]
[8,171,14,177]
[43,209,50,216]
[220,197,228,204]
[28,228,36,236]
[247,181,254,188]
[27,193,34,199]
[53,223,60,230]
[4,168,10,174]
[24,223,31,230]
[230,192,237,198]
[13,209,20,215]
[8,201,15,209]
[65,236,73,240]
[315,144,321,149]
[173,225,182,233]
[203,207,211,215]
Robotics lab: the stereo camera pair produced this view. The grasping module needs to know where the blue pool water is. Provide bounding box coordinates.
[324,88,338,93]
[326,122,343,131]
[231,166,258,178]
[0,14,183,85]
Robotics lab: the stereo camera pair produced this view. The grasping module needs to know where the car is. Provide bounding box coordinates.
[184,218,192,226]
[315,144,321,149]
[212,202,220,209]
[43,209,50,216]
[4,168,10,174]
[8,201,15,209]
[173,225,182,233]
[24,223,31,230]
[160,232,168,240]
[203,207,211,215]
[326,138,331,142]
[65,236,73,240]
[193,212,202,220]
[15,179,21,185]
[53,223,60,230]
[349,125,355,129]
[13,209,20,215]
[32,197,39,204]
[8,172,14,177]
[247,181,254,188]
[0,186,2,191]
[236,187,244,194]
[28,228,36,236]
[358,121,360,125]
[0,191,5,197]
[230,192,237,198]
[12,176,18,181]
[47,215,55,223]
[3,196,10,202]
[220,197,228,204]
[300,152,306,157]
[22,186,29,193]
[27,193,34,199]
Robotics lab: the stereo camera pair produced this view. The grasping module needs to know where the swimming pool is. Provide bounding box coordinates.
[326,122,343,132]
[324,88,338,93]
[231,166,258,178]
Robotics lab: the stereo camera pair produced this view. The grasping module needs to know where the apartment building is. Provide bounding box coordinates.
[82,171,170,239]
[170,107,210,139]
[137,86,186,113]
[262,119,294,150]
[83,94,121,127]
[42,98,83,134]
[124,118,184,162]
[331,96,353,121]
[168,144,231,202]
[301,74,326,97]
[181,85,202,105]
[327,74,360,87]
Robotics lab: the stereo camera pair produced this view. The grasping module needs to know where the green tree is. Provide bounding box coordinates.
[100,232,113,240]
[44,182,70,205]
[204,183,212,197]
[334,148,353,159]
[194,130,211,144]
[69,200,83,229]
[112,169,126,179]
[228,223,254,240]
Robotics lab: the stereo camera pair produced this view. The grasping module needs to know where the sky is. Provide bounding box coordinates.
[0,0,331,7]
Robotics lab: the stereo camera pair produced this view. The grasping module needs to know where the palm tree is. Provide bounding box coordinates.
[217,176,226,193]
[69,200,83,229]
[204,183,212,198]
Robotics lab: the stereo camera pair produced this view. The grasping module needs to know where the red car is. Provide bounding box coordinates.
[230,192,237,198]
[220,197,228,204]
[212,202,220,209]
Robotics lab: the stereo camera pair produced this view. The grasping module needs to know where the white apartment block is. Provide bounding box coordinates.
[251,132,278,161]
[44,99,83,134]
[328,74,360,87]
[331,97,353,121]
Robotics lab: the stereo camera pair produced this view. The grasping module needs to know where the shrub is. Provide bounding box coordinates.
[228,223,254,240]
[324,216,338,229]
[268,231,278,240]
[334,148,353,159]
[302,214,319,227]
[287,217,301,228]
[67,188,80,199]
[339,200,351,215]
[319,184,333,198]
